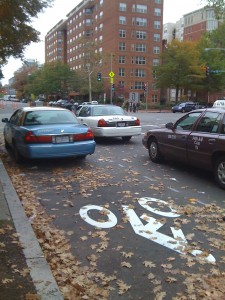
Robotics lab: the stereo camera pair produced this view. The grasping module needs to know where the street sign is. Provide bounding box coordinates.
[109,71,115,78]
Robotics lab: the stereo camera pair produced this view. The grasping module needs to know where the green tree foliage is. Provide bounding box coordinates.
[198,22,225,93]
[25,62,80,99]
[155,40,203,102]
[206,0,225,18]
[0,0,53,66]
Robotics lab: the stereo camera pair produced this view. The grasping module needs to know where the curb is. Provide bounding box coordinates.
[0,159,64,300]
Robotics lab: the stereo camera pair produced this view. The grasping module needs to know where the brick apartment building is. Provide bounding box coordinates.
[45,0,163,104]
[183,6,223,42]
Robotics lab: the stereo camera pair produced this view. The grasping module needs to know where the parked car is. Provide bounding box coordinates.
[172,102,196,113]
[76,104,141,142]
[213,99,225,108]
[142,108,225,189]
[2,107,96,162]
[82,101,98,105]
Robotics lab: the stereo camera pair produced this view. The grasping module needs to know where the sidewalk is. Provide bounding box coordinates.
[0,158,64,300]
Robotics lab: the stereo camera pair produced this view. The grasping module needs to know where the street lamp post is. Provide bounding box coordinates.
[86,63,93,102]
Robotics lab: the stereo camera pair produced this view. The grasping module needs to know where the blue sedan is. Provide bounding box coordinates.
[2,107,96,162]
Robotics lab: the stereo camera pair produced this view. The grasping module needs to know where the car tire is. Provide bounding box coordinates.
[4,138,10,150]
[12,141,23,163]
[213,156,225,189]
[122,136,132,142]
[181,109,185,113]
[77,155,86,159]
[148,138,163,163]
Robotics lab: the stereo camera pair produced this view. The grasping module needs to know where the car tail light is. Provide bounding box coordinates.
[24,131,52,143]
[73,129,94,141]
[135,118,140,126]
[98,119,108,127]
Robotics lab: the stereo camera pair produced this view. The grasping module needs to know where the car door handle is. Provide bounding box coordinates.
[208,139,216,144]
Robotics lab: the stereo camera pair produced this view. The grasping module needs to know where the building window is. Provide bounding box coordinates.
[136,17,147,27]
[154,8,161,16]
[153,58,159,66]
[154,21,161,29]
[134,81,145,90]
[118,81,125,87]
[135,69,145,77]
[119,16,126,25]
[119,68,125,76]
[153,46,160,54]
[136,43,146,52]
[119,29,126,38]
[136,4,147,14]
[152,95,158,103]
[136,56,146,65]
[136,31,146,39]
[153,33,161,42]
[86,19,91,25]
[155,0,161,3]
[119,55,125,64]
[119,42,126,51]
[119,3,127,12]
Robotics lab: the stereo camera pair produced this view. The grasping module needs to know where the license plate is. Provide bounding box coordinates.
[117,122,126,127]
[54,135,70,143]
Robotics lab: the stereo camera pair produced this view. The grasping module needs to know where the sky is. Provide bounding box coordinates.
[1,0,204,85]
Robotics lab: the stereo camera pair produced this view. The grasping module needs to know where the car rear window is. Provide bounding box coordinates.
[92,106,124,116]
[24,110,79,125]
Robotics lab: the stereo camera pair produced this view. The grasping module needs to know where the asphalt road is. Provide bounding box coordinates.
[1,103,225,299]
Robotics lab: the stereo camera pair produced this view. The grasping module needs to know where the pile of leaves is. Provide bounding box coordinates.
[0,137,225,299]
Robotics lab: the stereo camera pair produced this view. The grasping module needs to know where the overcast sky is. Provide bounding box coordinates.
[1,0,203,85]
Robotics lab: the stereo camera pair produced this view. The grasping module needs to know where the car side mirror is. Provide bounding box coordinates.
[166,122,174,130]
[2,118,9,123]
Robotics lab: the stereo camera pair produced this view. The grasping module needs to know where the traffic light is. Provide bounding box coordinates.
[97,72,102,81]
[112,83,115,90]
[143,83,146,91]
[206,66,210,76]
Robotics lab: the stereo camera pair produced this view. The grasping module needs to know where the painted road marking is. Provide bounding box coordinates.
[79,197,216,263]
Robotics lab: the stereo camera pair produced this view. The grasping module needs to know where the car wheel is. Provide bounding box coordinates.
[4,138,10,150]
[122,136,132,142]
[213,156,225,189]
[77,155,86,159]
[181,109,185,113]
[12,141,23,163]
[148,138,163,163]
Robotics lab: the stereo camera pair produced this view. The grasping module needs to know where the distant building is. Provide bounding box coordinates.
[183,6,222,41]
[45,0,164,105]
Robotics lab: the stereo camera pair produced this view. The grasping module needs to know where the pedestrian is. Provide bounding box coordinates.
[125,100,129,112]
[136,102,140,112]
[129,101,133,112]
[133,102,136,113]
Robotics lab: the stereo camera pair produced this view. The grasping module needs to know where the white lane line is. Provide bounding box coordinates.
[167,187,180,193]
[143,176,157,182]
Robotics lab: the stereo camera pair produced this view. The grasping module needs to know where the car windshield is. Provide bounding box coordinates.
[92,106,125,116]
[23,110,79,125]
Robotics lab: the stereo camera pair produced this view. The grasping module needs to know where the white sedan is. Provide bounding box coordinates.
[76,104,141,142]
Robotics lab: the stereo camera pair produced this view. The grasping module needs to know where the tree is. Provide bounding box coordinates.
[0,0,53,68]
[155,40,203,102]
[12,64,38,99]
[206,0,225,18]
[25,62,80,100]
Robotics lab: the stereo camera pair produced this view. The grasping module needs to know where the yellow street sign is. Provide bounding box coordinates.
[109,71,115,78]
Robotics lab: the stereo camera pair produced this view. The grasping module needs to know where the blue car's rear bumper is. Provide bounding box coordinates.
[21,140,96,159]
